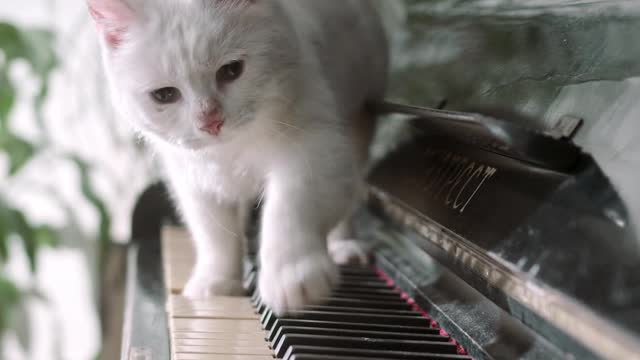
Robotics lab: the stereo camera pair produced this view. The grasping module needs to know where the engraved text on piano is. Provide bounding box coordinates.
[422,148,498,213]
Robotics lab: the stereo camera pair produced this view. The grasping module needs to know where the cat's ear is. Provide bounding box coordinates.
[86,0,136,49]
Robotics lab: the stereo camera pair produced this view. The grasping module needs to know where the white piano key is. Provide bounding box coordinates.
[172,332,266,341]
[171,316,264,334]
[168,296,258,320]
[172,312,259,320]
[162,227,195,293]
[174,339,266,347]
[170,295,255,309]
[174,354,272,360]
[173,345,272,356]
[163,228,273,360]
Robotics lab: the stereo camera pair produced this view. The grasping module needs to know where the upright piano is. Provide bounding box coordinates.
[119,2,640,359]
[120,101,640,360]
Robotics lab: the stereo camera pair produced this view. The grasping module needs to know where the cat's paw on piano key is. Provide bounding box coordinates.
[259,252,339,315]
[329,239,370,266]
[182,275,245,299]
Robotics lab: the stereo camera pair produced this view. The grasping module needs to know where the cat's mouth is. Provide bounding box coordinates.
[173,119,251,151]
[176,132,234,150]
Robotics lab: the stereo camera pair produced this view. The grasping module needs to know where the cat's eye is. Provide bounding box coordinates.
[217,60,244,84]
[150,87,182,104]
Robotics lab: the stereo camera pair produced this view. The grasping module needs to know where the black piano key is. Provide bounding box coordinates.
[332,288,399,296]
[330,292,402,301]
[284,346,472,360]
[244,271,257,293]
[257,302,267,314]
[253,266,471,360]
[335,285,397,293]
[253,295,412,313]
[254,290,402,309]
[330,292,404,302]
[274,334,459,358]
[340,275,385,283]
[251,291,262,307]
[268,319,440,342]
[254,297,270,315]
[340,267,379,277]
[340,270,382,278]
[338,277,389,283]
[324,297,413,310]
[289,356,464,360]
[271,326,449,346]
[261,308,275,326]
[304,305,418,316]
[290,356,403,360]
[337,280,394,289]
[264,310,431,331]
[253,283,397,309]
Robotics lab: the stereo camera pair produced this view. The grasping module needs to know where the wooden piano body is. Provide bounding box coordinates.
[119,2,640,359]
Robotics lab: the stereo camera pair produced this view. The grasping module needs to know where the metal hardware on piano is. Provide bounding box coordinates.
[119,100,640,360]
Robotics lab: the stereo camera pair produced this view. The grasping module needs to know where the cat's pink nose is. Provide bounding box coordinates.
[199,111,224,136]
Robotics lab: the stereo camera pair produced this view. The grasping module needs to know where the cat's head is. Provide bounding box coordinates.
[88,0,297,150]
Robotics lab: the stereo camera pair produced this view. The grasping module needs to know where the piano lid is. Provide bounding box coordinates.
[372,101,583,171]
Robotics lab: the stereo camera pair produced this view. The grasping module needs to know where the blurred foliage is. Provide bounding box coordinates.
[0,21,59,348]
[0,22,56,171]
[72,156,113,275]
[0,19,115,357]
[0,275,19,334]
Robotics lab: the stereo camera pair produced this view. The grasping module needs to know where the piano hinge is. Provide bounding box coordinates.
[548,115,584,141]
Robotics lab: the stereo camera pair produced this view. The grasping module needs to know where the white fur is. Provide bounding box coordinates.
[89,0,388,313]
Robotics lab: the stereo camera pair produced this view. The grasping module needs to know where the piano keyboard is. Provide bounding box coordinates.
[162,227,471,360]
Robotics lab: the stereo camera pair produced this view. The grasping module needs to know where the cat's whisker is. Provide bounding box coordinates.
[275,121,305,132]
[256,188,266,209]
[269,96,296,108]
[207,210,240,238]
[266,126,292,140]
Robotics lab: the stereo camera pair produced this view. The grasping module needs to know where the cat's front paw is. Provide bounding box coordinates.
[259,252,339,315]
[329,239,370,266]
[183,275,245,299]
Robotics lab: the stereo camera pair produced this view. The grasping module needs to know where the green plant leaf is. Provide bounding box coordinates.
[33,82,49,129]
[0,21,57,138]
[33,226,58,248]
[0,70,15,129]
[0,213,8,263]
[69,156,112,271]
[0,134,36,176]
[0,21,59,343]
[12,300,31,351]
[0,198,58,272]
[19,29,57,79]
[20,29,57,131]
[0,23,57,76]
[9,209,37,272]
[0,274,21,333]
[0,22,23,61]
[0,200,13,264]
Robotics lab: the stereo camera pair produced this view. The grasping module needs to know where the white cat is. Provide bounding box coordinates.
[87,0,388,314]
